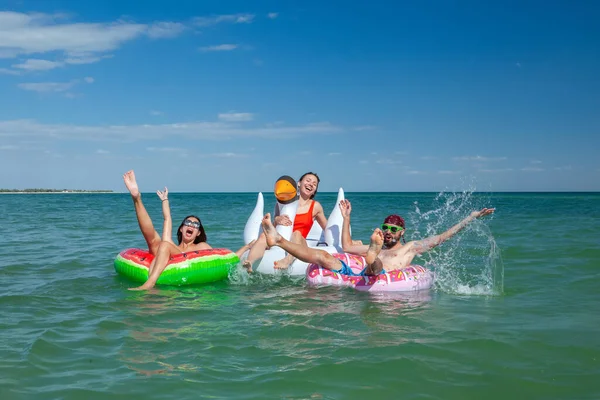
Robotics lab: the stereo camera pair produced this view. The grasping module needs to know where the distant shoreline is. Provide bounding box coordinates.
[0,191,114,194]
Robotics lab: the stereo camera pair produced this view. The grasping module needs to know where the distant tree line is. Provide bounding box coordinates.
[0,189,114,193]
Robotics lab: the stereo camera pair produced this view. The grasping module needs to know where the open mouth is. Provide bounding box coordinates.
[185,228,194,236]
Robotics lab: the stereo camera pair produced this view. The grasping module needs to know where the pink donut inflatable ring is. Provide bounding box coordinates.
[306,253,434,292]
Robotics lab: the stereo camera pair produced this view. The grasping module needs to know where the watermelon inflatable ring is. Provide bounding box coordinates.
[114,248,239,286]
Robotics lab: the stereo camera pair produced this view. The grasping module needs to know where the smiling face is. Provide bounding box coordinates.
[298,173,320,199]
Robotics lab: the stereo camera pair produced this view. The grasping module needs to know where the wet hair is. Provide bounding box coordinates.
[384,214,406,243]
[298,172,320,199]
[177,215,207,244]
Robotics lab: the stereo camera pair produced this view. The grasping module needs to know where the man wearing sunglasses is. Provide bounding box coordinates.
[261,199,494,277]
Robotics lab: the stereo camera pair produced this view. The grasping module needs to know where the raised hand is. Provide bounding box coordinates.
[156,187,169,201]
[471,208,495,218]
[339,199,352,219]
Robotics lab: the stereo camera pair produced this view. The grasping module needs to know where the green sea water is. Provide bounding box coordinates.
[0,191,598,399]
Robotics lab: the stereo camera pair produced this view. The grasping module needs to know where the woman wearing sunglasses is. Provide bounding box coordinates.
[243,172,328,273]
[123,170,212,290]
[260,199,495,277]
[122,170,257,290]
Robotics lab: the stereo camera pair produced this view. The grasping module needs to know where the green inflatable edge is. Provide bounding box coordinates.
[114,252,240,286]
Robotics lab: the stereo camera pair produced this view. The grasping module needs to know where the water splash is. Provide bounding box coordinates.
[408,187,503,296]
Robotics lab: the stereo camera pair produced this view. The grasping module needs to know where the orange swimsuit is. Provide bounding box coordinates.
[293,200,316,238]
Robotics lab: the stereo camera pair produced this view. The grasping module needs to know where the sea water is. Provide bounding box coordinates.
[0,192,598,399]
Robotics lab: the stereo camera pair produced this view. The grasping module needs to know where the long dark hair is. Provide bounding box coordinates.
[177,215,207,244]
[299,172,320,199]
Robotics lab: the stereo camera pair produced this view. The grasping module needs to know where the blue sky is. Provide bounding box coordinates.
[0,0,598,192]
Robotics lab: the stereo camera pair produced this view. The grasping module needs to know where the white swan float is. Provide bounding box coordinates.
[242,188,346,276]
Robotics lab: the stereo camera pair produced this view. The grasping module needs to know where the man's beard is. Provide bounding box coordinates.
[383,238,398,249]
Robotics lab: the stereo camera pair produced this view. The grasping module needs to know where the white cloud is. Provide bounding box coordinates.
[521,167,544,172]
[65,53,113,65]
[406,170,425,175]
[530,159,542,164]
[438,170,460,174]
[209,152,247,158]
[150,110,164,116]
[0,144,19,150]
[0,119,343,142]
[12,58,63,71]
[146,22,186,39]
[147,147,186,152]
[96,149,109,154]
[218,112,254,122]
[359,160,369,164]
[17,77,94,93]
[394,151,408,155]
[0,67,21,75]
[267,13,279,19]
[18,81,77,92]
[199,44,239,52]
[554,166,573,171]
[193,13,255,27]
[352,125,377,131]
[478,168,514,173]
[328,152,341,156]
[376,159,402,165]
[454,155,507,162]
[421,156,437,160]
[0,11,187,73]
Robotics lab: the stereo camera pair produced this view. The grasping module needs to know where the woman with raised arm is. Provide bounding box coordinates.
[123,170,255,290]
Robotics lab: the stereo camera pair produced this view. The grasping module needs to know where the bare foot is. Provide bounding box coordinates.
[123,170,140,199]
[261,214,281,248]
[274,254,294,270]
[365,228,384,265]
[128,277,156,290]
[128,284,153,291]
[242,260,253,273]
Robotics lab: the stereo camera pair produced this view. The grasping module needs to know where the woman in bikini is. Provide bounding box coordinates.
[243,172,327,272]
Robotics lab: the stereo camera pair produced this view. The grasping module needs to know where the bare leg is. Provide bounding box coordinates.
[274,231,305,270]
[243,233,267,273]
[148,258,157,276]
[130,241,180,290]
[364,229,384,275]
[262,214,342,271]
[123,170,161,255]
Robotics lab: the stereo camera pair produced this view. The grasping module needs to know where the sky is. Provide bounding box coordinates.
[0,0,599,192]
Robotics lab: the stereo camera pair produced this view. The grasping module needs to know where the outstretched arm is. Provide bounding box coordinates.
[412,208,495,254]
[339,200,369,255]
[157,187,174,244]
